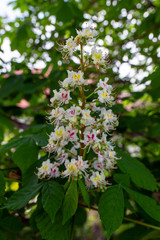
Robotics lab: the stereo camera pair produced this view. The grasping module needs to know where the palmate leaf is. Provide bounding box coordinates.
[5,182,42,210]
[42,180,64,223]
[62,181,78,225]
[117,151,157,191]
[124,187,160,223]
[98,185,124,240]
[36,211,72,240]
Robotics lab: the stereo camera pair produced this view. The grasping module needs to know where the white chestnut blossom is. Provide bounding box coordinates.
[50,88,71,105]
[68,70,86,86]
[48,107,65,124]
[97,78,111,90]
[37,25,119,191]
[91,47,105,66]
[90,171,106,189]
[37,159,60,179]
[61,36,77,57]
[97,89,114,105]
[81,109,95,126]
[81,129,99,147]
[76,27,98,42]
[65,106,81,120]
[62,156,89,179]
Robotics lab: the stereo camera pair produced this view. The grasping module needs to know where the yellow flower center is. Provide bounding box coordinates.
[68,164,76,172]
[42,165,48,171]
[85,113,90,118]
[93,174,100,182]
[107,114,112,118]
[102,92,108,98]
[67,40,71,46]
[55,109,60,115]
[73,74,81,81]
[56,129,63,137]
[95,53,101,61]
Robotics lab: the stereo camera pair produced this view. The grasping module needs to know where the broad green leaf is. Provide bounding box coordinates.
[0,137,28,151]
[142,67,160,88]
[147,124,160,138]
[115,225,151,240]
[42,180,64,223]
[0,114,14,131]
[62,181,78,224]
[75,207,87,227]
[98,185,124,240]
[22,160,41,186]
[56,2,73,23]
[36,211,71,240]
[6,182,42,210]
[142,230,160,240]
[0,172,5,196]
[13,137,38,174]
[117,151,157,191]
[0,216,24,232]
[0,230,5,240]
[0,75,23,99]
[0,126,4,142]
[78,180,90,207]
[124,187,160,222]
[113,173,130,186]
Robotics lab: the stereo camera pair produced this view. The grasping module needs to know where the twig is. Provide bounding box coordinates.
[78,203,160,231]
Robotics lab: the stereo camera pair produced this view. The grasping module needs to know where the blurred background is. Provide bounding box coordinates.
[0,0,160,239]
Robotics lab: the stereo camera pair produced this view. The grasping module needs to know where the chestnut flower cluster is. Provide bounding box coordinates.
[37,24,119,191]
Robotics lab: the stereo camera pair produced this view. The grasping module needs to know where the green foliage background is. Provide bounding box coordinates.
[0,0,160,239]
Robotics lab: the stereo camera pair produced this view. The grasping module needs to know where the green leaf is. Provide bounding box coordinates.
[142,67,160,88]
[113,173,130,186]
[36,211,71,240]
[56,2,73,23]
[0,216,24,232]
[0,172,5,196]
[124,187,160,222]
[0,230,5,240]
[0,114,14,131]
[0,136,27,151]
[6,182,42,210]
[78,180,90,207]
[0,75,23,99]
[142,230,160,240]
[13,137,38,174]
[117,151,157,191]
[98,185,124,240]
[42,180,64,223]
[62,181,78,225]
[75,207,87,227]
[115,225,151,240]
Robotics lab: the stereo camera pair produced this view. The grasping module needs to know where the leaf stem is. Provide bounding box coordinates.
[86,88,99,100]
[124,217,160,231]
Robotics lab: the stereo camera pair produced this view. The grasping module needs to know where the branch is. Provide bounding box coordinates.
[10,118,30,130]
[78,203,160,231]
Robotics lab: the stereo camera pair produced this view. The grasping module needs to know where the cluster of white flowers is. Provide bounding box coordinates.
[37,24,119,191]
